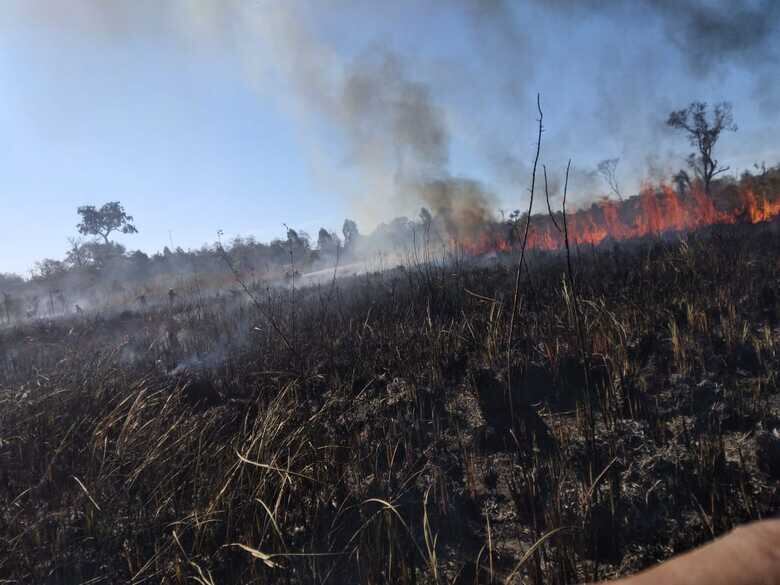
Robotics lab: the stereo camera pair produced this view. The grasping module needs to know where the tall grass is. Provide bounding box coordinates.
[1,221,779,583]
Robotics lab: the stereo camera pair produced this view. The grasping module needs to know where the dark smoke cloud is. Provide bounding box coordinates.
[4,0,778,236]
[342,50,449,178]
[537,0,780,75]
[415,178,498,242]
[656,0,780,74]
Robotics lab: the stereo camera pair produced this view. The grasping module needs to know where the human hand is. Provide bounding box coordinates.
[604,520,780,585]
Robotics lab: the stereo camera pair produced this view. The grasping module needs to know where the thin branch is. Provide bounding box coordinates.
[509,93,543,339]
[506,93,543,432]
[712,166,730,177]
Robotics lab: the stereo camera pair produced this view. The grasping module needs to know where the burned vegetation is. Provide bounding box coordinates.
[1,216,779,584]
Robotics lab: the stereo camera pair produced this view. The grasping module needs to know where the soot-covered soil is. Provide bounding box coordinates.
[1,223,779,584]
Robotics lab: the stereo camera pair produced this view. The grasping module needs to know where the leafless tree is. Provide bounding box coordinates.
[666,101,737,196]
[66,237,88,268]
[597,157,623,200]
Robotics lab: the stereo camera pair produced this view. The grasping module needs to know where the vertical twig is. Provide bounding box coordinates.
[509,94,544,336]
[506,94,543,442]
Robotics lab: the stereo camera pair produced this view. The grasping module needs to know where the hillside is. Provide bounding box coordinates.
[1,220,779,584]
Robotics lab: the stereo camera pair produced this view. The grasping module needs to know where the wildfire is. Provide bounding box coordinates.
[458,183,780,256]
[741,188,780,223]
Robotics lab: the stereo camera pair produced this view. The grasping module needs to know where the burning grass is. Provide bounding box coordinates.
[459,176,780,256]
[1,221,779,584]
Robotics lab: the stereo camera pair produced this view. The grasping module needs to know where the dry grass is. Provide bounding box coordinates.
[1,221,779,584]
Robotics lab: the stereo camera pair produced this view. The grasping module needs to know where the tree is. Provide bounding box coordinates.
[0,273,24,289]
[342,219,359,249]
[34,259,66,280]
[285,228,310,256]
[317,228,340,255]
[128,250,150,266]
[666,102,737,195]
[76,201,138,244]
[81,241,126,270]
[419,208,433,232]
[127,251,151,280]
[597,158,623,200]
[65,237,89,268]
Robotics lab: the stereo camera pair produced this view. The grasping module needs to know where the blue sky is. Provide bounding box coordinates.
[0,23,339,274]
[0,1,777,275]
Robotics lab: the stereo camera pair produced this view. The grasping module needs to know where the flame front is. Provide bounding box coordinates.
[457,182,780,256]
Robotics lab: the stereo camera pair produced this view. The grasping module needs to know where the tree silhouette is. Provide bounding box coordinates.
[666,102,737,196]
[597,158,623,200]
[342,219,359,249]
[76,201,138,244]
[317,228,340,255]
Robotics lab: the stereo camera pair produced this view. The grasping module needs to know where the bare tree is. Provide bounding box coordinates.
[666,102,737,195]
[65,237,88,268]
[597,157,623,200]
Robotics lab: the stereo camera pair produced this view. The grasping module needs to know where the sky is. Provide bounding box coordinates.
[1,0,778,276]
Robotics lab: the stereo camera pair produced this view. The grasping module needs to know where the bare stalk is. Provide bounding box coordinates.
[506,94,543,425]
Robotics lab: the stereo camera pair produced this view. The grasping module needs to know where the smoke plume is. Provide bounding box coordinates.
[3,0,779,231]
[415,178,498,243]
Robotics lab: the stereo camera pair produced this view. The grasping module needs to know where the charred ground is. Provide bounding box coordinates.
[1,221,779,584]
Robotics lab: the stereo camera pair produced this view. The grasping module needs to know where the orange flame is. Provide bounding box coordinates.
[741,188,780,223]
[457,183,780,255]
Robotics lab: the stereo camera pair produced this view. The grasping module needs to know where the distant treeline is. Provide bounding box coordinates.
[0,214,435,321]
[2,163,779,322]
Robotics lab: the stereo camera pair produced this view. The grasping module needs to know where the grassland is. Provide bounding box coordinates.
[1,222,779,584]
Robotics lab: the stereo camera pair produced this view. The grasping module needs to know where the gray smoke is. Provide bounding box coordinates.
[655,0,780,74]
[341,50,449,182]
[4,0,778,226]
[415,178,498,242]
[534,0,779,72]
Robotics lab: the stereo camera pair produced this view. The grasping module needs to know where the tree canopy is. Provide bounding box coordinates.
[667,102,737,195]
[77,201,138,244]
